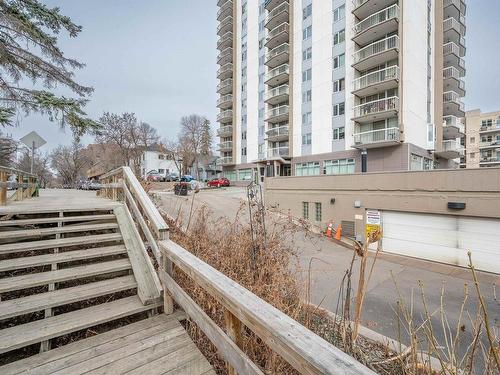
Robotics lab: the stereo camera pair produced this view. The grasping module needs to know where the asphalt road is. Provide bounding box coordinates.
[154,186,499,370]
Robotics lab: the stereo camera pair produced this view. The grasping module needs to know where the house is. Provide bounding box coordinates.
[189,155,222,181]
[134,145,180,179]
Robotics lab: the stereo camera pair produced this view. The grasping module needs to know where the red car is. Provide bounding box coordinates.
[207,177,230,188]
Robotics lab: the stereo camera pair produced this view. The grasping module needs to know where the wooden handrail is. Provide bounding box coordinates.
[159,239,375,375]
[0,166,38,206]
[0,166,37,178]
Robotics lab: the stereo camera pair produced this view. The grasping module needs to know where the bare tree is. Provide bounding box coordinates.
[17,149,52,188]
[50,140,90,187]
[0,132,17,166]
[179,115,211,179]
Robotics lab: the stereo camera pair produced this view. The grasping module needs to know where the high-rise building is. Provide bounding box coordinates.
[462,109,500,168]
[216,0,466,183]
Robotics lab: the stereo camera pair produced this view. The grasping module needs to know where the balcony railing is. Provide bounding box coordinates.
[353,35,399,65]
[443,115,465,133]
[444,0,466,14]
[352,66,399,92]
[217,94,233,107]
[480,156,500,163]
[217,16,233,34]
[353,96,399,119]
[217,125,233,137]
[266,105,289,120]
[266,125,289,138]
[353,0,369,8]
[353,4,399,36]
[268,22,289,40]
[265,84,289,101]
[217,1,232,20]
[216,156,233,165]
[479,140,500,148]
[353,127,400,145]
[266,43,289,61]
[443,41,460,56]
[443,91,465,110]
[218,141,233,150]
[267,146,289,158]
[265,64,289,82]
[216,109,233,122]
[443,17,465,35]
[266,1,289,24]
[217,48,233,63]
[217,79,233,93]
[217,63,233,78]
[442,139,464,153]
[217,32,233,48]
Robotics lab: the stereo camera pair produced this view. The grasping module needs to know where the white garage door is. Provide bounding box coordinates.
[381,211,500,274]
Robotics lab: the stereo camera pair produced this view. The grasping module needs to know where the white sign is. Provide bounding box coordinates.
[366,210,381,225]
[20,131,46,149]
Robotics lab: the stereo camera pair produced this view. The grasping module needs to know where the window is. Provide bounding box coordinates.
[158,169,165,174]
[324,158,355,174]
[302,111,312,125]
[302,47,312,61]
[303,25,312,40]
[238,169,252,181]
[241,131,247,140]
[158,154,165,160]
[303,4,312,19]
[302,89,312,103]
[333,78,345,92]
[333,29,345,45]
[259,55,265,66]
[259,73,264,83]
[241,147,247,156]
[302,68,312,82]
[333,126,345,140]
[302,202,309,219]
[296,162,320,176]
[259,20,265,32]
[333,102,345,116]
[258,38,264,49]
[333,53,345,69]
[481,119,493,128]
[258,90,264,101]
[333,4,345,22]
[470,136,475,143]
[410,154,434,170]
[258,108,264,118]
[224,171,237,181]
[315,202,322,222]
[302,133,312,145]
[241,67,247,78]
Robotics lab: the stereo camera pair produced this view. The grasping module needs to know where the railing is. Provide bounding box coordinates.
[479,140,500,148]
[265,63,289,82]
[443,17,465,35]
[217,78,233,92]
[0,166,38,206]
[216,156,234,165]
[265,84,289,101]
[480,156,500,163]
[444,0,466,14]
[352,66,399,92]
[353,35,399,65]
[443,41,460,56]
[217,125,233,136]
[442,139,464,154]
[353,96,399,118]
[217,32,233,48]
[353,127,400,145]
[217,109,233,122]
[217,0,232,19]
[217,16,233,34]
[217,63,233,78]
[267,146,289,158]
[443,91,465,110]
[266,1,289,23]
[267,22,289,40]
[353,4,399,35]
[266,104,289,120]
[443,115,465,133]
[218,141,233,150]
[353,0,369,9]
[266,43,289,62]
[266,125,289,138]
[217,47,233,62]
[217,93,233,107]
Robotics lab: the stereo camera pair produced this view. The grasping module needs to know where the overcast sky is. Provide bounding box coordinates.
[6,1,500,151]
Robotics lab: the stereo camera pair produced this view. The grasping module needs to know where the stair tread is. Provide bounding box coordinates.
[0,259,131,293]
[0,295,160,354]
[0,275,137,320]
[0,223,119,240]
[0,214,116,227]
[0,233,123,255]
[0,245,127,273]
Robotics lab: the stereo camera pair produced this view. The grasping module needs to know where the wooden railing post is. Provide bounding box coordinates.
[159,229,174,315]
[112,175,117,201]
[0,171,6,205]
[225,310,244,375]
[17,174,23,201]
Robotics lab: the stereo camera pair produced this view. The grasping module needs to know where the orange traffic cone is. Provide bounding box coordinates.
[326,222,333,237]
[334,224,342,240]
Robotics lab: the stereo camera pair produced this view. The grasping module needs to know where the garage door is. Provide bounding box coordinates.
[381,211,500,274]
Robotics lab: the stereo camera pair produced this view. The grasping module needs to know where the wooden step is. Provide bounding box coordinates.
[0,233,123,255]
[0,214,116,227]
[0,222,119,240]
[0,245,127,272]
[0,259,131,293]
[0,295,161,354]
[0,275,137,320]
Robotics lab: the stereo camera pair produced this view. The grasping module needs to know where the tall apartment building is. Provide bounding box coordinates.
[216,0,466,183]
[462,109,500,168]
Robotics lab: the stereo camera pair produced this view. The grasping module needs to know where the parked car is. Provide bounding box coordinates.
[180,175,195,182]
[165,172,180,182]
[146,171,164,182]
[88,181,102,190]
[207,177,230,188]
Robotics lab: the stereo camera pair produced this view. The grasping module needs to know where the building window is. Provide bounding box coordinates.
[238,169,252,181]
[303,4,312,19]
[315,202,322,222]
[333,53,345,69]
[158,169,165,174]
[333,126,345,140]
[158,154,165,160]
[302,89,312,103]
[224,171,237,181]
[302,111,312,125]
[324,158,355,174]
[333,102,345,116]
[333,78,345,92]
[303,25,312,40]
[302,202,309,219]
[302,47,312,61]
[410,154,434,170]
[242,131,247,140]
[302,133,312,145]
[258,108,264,118]
[241,147,247,156]
[296,162,320,176]
[333,29,345,45]
[302,68,312,82]
[333,4,345,22]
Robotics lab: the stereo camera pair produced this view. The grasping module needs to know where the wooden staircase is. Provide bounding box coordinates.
[0,208,161,357]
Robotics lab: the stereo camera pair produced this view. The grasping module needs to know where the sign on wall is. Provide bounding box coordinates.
[365,209,381,238]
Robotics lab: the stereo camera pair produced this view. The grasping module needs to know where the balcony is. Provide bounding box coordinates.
[217,47,233,65]
[443,91,465,117]
[217,1,232,21]
[443,67,465,96]
[217,94,233,109]
[217,78,233,95]
[444,0,466,20]
[265,22,289,50]
[217,32,233,50]
[352,127,401,149]
[352,4,399,46]
[217,0,230,6]
[479,156,500,166]
[267,146,289,159]
[264,64,289,86]
[352,65,399,97]
[352,96,399,123]
[352,0,396,20]
[442,115,465,140]
[435,139,464,159]
[266,105,289,123]
[265,125,289,141]
[218,141,233,151]
[217,16,233,36]
[479,140,500,150]
[216,156,234,166]
[479,123,500,134]
[217,63,233,80]
[264,0,281,11]
[443,43,466,76]
[217,125,233,137]
[352,35,399,71]
[264,84,289,105]
[265,2,289,30]
[443,17,466,46]
[217,109,233,123]
[265,43,289,69]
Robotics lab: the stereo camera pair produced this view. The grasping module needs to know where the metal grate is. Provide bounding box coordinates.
[341,220,355,238]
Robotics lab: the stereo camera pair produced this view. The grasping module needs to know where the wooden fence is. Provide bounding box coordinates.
[0,166,38,205]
